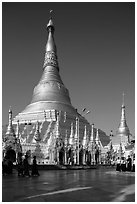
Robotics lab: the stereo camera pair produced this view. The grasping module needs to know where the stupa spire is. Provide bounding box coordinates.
[8,106,12,125]
[43,10,58,70]
[13,12,77,122]
[122,92,125,107]
[6,107,15,137]
[117,93,130,136]
[95,128,99,145]
[82,125,87,148]
[56,111,60,139]
[90,123,94,142]
[64,130,68,147]
[16,120,19,138]
[88,123,94,151]
[74,117,78,141]
[121,93,126,121]
[49,10,53,18]
[69,122,74,146]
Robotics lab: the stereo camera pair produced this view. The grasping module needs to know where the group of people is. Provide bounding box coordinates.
[18,155,40,177]
[3,155,39,177]
[116,155,135,172]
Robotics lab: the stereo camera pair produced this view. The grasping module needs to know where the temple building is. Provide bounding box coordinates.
[2,13,110,165]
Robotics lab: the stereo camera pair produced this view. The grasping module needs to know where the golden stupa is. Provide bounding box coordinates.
[13,17,77,123]
[112,93,131,147]
[3,13,110,165]
[11,14,92,164]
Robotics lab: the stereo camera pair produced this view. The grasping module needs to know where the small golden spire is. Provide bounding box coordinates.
[117,93,130,136]
[64,130,68,147]
[82,125,87,148]
[95,129,99,144]
[56,111,60,139]
[47,10,54,29]
[74,117,78,141]
[6,107,15,137]
[50,10,53,19]
[9,106,12,113]
[90,123,94,142]
[122,92,125,107]
[69,122,74,146]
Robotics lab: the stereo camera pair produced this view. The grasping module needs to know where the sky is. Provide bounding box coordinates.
[2,2,135,136]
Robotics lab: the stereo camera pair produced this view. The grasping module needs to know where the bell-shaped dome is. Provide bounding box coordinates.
[14,16,77,122]
[116,104,130,136]
[116,93,130,137]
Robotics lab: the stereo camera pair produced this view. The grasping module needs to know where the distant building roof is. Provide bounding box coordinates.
[99,131,110,146]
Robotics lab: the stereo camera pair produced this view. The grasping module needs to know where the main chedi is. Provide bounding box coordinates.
[11,13,92,164]
[3,13,110,165]
[14,17,77,122]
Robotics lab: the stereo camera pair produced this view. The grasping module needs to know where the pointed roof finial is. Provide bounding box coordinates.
[69,122,74,146]
[47,10,54,29]
[43,10,59,70]
[82,125,87,148]
[56,111,60,139]
[74,117,78,141]
[50,10,53,19]
[95,128,99,144]
[64,129,68,147]
[90,123,94,142]
[122,92,125,107]
[9,106,12,113]
[16,120,20,138]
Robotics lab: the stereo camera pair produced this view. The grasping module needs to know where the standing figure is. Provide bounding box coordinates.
[127,155,132,171]
[7,158,13,174]
[116,157,121,171]
[121,157,126,172]
[17,156,24,177]
[2,156,8,175]
[68,148,73,165]
[23,155,30,177]
[132,158,135,172]
[31,156,39,176]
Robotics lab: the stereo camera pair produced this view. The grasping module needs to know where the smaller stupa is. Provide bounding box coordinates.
[112,93,131,151]
[3,108,22,161]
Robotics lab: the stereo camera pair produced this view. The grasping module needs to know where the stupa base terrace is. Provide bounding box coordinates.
[2,108,111,166]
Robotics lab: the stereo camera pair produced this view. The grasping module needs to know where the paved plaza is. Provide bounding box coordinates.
[2,167,135,202]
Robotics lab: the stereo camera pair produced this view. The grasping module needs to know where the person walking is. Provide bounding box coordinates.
[132,158,135,172]
[116,157,121,171]
[23,155,30,177]
[31,156,39,176]
[121,157,126,172]
[2,156,8,176]
[17,156,24,177]
[127,155,132,171]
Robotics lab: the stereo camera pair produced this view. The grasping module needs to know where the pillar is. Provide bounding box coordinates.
[56,149,58,164]
[83,150,86,165]
[49,148,52,164]
[74,150,77,165]
[64,150,67,165]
